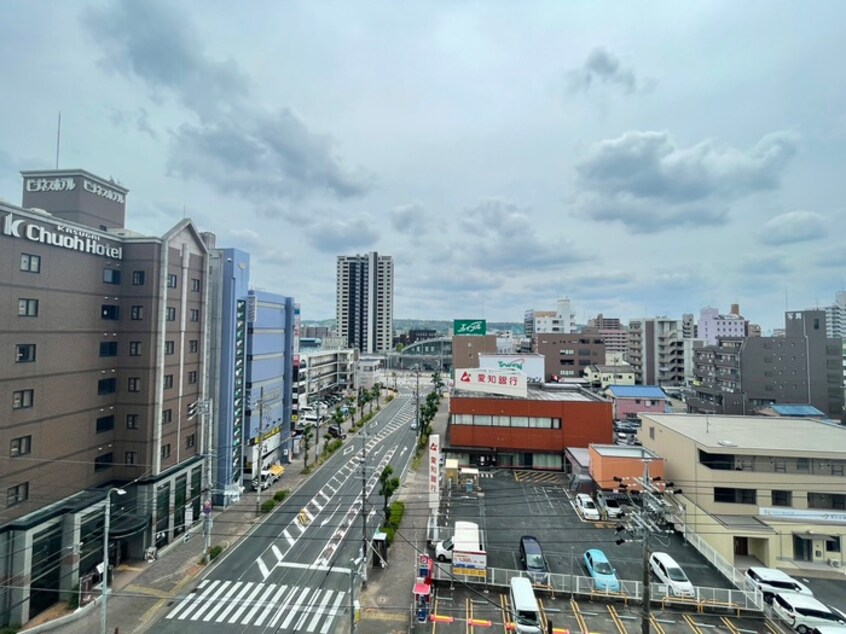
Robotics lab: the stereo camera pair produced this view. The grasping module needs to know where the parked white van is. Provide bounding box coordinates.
[509,576,541,634]
[649,552,694,597]
[744,567,812,603]
[772,592,846,633]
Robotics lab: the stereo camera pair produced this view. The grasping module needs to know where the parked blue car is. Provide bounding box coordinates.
[583,549,621,592]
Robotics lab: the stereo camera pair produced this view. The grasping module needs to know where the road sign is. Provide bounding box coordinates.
[203,499,212,516]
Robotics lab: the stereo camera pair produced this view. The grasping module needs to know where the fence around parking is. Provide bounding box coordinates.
[431,563,764,614]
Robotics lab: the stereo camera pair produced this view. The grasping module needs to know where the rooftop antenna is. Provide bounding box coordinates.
[55,112,62,169]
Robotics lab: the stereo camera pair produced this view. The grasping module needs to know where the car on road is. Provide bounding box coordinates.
[649,552,694,597]
[772,592,846,633]
[326,424,346,439]
[575,493,601,521]
[583,549,621,592]
[519,535,549,585]
[745,567,813,604]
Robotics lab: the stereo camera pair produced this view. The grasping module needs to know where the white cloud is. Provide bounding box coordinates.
[760,211,826,245]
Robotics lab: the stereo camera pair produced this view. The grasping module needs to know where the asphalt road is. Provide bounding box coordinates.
[153,392,420,633]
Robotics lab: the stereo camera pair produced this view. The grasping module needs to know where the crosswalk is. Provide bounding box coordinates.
[514,470,563,484]
[166,579,346,632]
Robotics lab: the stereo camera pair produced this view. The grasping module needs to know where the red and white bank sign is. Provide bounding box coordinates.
[428,434,440,510]
[454,368,528,398]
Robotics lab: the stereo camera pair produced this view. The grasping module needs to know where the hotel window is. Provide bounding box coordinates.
[98,378,117,395]
[190,308,200,322]
[161,444,171,460]
[96,415,115,433]
[125,452,137,466]
[20,254,41,273]
[162,408,173,424]
[6,483,28,507]
[15,344,36,363]
[191,278,201,292]
[129,341,142,356]
[186,434,195,449]
[714,487,757,504]
[165,341,175,355]
[10,436,31,457]
[126,414,139,429]
[99,341,118,357]
[189,340,198,353]
[166,306,177,321]
[131,305,144,320]
[103,268,121,284]
[94,453,113,472]
[18,299,39,317]
[771,490,792,507]
[188,370,198,385]
[132,270,145,285]
[128,377,141,392]
[101,304,120,320]
[13,389,34,409]
[164,375,174,389]
[167,273,178,288]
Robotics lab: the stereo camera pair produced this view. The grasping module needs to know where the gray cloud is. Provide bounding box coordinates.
[302,216,379,253]
[740,253,791,276]
[814,246,846,269]
[575,130,799,233]
[83,1,370,204]
[760,211,827,245]
[390,202,428,237]
[107,107,158,140]
[568,47,640,94]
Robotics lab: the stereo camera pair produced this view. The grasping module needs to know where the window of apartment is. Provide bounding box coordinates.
[166,306,176,321]
[808,492,846,510]
[165,340,175,355]
[102,268,121,284]
[96,415,115,433]
[714,487,757,504]
[163,375,174,389]
[167,273,178,288]
[774,459,786,473]
[18,299,39,317]
[796,457,810,473]
[833,462,845,477]
[129,341,142,356]
[98,378,117,395]
[827,537,842,553]
[771,490,792,507]
[10,435,31,457]
[186,434,195,449]
[189,308,200,322]
[132,270,145,285]
[101,304,120,320]
[189,339,198,353]
[13,389,34,409]
[131,305,144,320]
[99,341,118,357]
[191,278,201,292]
[94,452,113,472]
[20,253,41,273]
[6,482,28,507]
[162,408,172,424]
[125,452,137,466]
[126,414,139,429]
[15,344,36,363]
[161,444,171,460]
[128,377,141,392]
[188,370,198,385]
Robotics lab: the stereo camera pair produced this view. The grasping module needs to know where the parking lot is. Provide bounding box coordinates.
[441,470,733,591]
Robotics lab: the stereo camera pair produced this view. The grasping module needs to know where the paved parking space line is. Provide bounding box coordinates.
[650,613,668,634]
[682,612,705,633]
[570,598,589,634]
[720,615,742,634]
[607,604,628,633]
[498,593,510,634]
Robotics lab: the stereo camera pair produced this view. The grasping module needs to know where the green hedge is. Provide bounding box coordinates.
[261,500,276,513]
[274,489,289,502]
[382,501,406,546]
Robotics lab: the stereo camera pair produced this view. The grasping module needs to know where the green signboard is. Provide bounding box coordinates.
[453,319,487,336]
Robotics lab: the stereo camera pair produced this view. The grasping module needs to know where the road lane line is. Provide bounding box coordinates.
[279,587,313,630]
[306,589,335,632]
[228,581,265,623]
[283,529,295,546]
[320,591,346,634]
[256,555,270,580]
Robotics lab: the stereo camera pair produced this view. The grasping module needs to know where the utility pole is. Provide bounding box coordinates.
[189,398,214,565]
[640,461,652,634]
[360,425,368,587]
[255,387,265,517]
[349,555,362,634]
[415,365,421,438]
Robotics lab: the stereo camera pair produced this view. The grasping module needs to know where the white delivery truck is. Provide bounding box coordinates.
[435,521,487,578]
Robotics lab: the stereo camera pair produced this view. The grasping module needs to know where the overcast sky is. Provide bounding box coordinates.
[2,1,844,331]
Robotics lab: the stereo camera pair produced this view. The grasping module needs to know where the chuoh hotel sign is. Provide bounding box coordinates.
[2,212,123,260]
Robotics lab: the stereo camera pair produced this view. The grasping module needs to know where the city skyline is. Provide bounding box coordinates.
[2,2,845,331]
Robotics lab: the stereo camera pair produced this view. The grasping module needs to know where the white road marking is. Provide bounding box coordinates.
[241,582,280,625]
[265,584,299,628]
[271,543,284,563]
[212,581,247,622]
[283,529,295,547]
[321,591,347,634]
[274,561,351,573]
[165,589,199,619]
[202,580,241,621]
[174,579,225,620]
[227,581,265,623]
[256,556,270,580]
[293,587,324,630]
[279,587,312,630]
[343,445,355,455]
[307,589,335,632]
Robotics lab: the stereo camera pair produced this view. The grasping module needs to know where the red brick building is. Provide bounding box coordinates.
[446,385,613,470]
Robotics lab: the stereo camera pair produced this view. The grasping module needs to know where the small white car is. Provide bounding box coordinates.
[575,494,601,521]
[595,491,624,519]
[745,567,813,604]
[772,592,846,633]
[649,552,694,598]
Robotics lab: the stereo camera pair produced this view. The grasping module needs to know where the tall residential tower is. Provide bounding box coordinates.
[336,252,393,353]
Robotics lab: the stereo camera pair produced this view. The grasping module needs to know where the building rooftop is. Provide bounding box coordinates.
[641,414,846,455]
[593,364,635,372]
[452,385,603,402]
[606,385,668,399]
[589,444,662,460]
[760,404,826,417]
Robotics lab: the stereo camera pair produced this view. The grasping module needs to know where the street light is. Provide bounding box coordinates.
[101,487,126,634]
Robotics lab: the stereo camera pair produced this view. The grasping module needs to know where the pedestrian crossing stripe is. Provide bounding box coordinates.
[166,579,346,632]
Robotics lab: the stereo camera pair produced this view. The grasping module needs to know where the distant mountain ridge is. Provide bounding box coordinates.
[301,318,524,336]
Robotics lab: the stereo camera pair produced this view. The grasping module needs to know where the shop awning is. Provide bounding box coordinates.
[793,532,837,541]
[269,464,285,478]
[413,583,430,596]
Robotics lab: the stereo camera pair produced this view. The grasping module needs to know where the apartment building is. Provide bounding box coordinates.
[640,413,846,571]
[523,298,575,341]
[698,305,748,346]
[1,170,209,625]
[626,317,689,386]
[336,252,393,353]
[584,364,636,389]
[533,333,605,381]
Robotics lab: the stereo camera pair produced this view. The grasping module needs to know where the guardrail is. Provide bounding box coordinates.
[683,530,751,593]
[432,564,764,612]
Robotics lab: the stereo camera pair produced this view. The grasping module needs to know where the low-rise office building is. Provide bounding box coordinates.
[584,364,636,389]
[639,413,846,572]
[605,385,669,421]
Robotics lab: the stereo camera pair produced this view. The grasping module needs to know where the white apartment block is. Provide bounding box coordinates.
[698,305,748,345]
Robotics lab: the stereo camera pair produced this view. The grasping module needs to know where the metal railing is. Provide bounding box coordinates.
[432,564,764,612]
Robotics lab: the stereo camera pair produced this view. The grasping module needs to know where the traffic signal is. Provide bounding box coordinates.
[187,400,199,420]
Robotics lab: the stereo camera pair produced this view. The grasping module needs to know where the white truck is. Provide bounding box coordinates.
[435,521,487,578]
